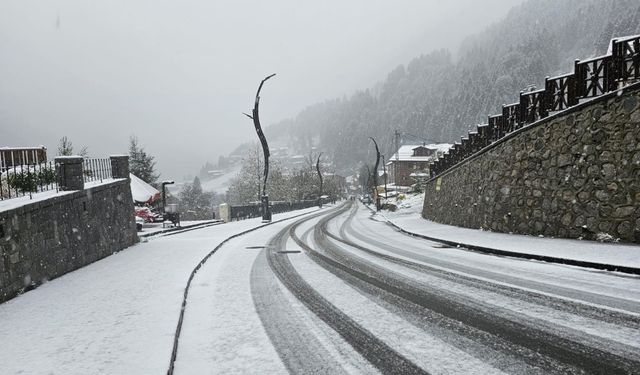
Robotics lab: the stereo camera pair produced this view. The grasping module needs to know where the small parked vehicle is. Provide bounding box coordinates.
[135,206,163,223]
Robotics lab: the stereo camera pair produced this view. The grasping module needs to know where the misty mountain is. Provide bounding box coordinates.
[260,0,640,175]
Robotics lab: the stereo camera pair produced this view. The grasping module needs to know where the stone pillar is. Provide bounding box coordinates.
[55,156,84,191]
[110,155,130,179]
[219,203,230,223]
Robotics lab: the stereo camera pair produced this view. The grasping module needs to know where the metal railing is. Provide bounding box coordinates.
[0,161,58,201]
[83,158,113,184]
[1,157,115,202]
[430,35,640,178]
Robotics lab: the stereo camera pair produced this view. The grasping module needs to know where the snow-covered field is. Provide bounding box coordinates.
[199,165,241,194]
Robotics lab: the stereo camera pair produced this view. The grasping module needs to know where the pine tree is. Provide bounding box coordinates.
[128,136,159,185]
[179,176,215,220]
[249,0,638,175]
[57,136,88,157]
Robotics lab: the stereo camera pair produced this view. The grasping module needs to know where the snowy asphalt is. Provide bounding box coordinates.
[1,202,638,374]
[176,200,640,374]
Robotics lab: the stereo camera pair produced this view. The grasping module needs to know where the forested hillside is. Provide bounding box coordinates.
[263,0,640,174]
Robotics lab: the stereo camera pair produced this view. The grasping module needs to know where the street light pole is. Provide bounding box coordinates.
[244,74,275,223]
[365,165,372,199]
[316,152,323,208]
[369,137,381,211]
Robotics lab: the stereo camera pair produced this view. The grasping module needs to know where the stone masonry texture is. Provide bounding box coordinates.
[110,155,130,179]
[423,84,640,244]
[0,179,138,302]
[55,156,85,191]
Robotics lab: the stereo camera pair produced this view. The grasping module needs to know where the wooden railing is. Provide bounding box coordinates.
[430,35,640,178]
[0,146,47,172]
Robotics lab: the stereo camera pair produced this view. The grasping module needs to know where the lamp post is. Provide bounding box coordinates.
[316,152,323,208]
[244,74,275,223]
[365,165,372,200]
[369,137,381,211]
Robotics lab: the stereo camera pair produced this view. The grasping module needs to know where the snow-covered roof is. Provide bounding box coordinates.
[130,173,161,204]
[388,143,452,162]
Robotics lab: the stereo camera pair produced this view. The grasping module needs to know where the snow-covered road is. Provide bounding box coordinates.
[1,201,638,374]
[0,208,319,375]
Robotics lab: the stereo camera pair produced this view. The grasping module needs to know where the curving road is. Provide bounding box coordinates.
[174,201,640,374]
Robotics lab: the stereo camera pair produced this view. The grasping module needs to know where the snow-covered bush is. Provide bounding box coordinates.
[1,164,57,196]
[595,233,619,243]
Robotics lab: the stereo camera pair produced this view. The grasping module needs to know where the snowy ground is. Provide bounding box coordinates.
[0,207,320,375]
[199,165,241,194]
[378,193,640,269]
[1,200,638,374]
[0,179,118,212]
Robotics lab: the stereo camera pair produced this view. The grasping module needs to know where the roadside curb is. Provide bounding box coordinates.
[166,206,329,375]
[139,220,222,238]
[371,210,640,275]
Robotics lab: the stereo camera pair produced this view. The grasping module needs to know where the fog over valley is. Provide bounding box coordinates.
[1,0,524,179]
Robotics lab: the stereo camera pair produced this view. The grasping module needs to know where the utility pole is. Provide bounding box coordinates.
[381,154,388,199]
[244,73,276,223]
[393,129,401,187]
[394,130,401,162]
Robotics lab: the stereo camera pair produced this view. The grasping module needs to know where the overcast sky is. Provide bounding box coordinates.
[0,0,524,179]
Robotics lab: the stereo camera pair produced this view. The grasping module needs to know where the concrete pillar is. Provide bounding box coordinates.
[55,156,84,191]
[110,155,130,179]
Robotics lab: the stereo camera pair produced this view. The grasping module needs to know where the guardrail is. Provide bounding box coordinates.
[430,35,640,178]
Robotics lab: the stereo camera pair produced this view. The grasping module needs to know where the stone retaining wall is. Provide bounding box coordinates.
[423,84,640,243]
[0,179,137,302]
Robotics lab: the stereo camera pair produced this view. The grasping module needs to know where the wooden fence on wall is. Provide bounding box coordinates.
[0,146,48,172]
[430,35,640,178]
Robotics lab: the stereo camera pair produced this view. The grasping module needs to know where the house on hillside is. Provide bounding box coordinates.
[386,144,449,187]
